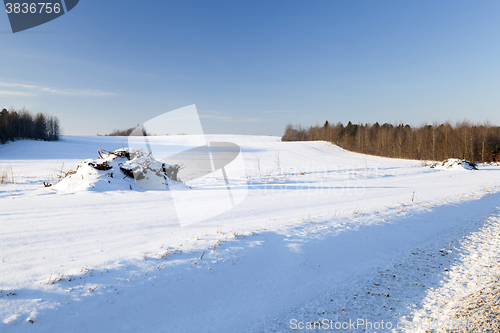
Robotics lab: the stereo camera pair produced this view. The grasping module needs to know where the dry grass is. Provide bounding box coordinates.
[47,163,77,186]
[48,163,66,184]
[254,155,262,177]
[0,164,14,184]
[275,151,282,176]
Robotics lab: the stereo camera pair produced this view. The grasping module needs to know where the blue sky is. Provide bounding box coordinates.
[1,0,499,135]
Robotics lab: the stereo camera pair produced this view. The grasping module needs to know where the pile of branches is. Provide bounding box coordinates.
[429,158,478,170]
[91,148,183,182]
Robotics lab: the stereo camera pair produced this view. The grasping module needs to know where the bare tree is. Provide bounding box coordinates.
[282,120,500,163]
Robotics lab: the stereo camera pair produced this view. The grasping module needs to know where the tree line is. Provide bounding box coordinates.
[0,107,61,144]
[282,120,500,163]
[100,126,147,137]
[103,127,137,136]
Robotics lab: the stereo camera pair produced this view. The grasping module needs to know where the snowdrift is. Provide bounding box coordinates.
[52,148,184,192]
[431,158,478,171]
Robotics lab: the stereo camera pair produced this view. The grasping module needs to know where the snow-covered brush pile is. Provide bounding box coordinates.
[52,148,183,192]
[430,158,478,171]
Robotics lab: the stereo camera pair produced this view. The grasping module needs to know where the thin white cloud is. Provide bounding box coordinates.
[240,118,262,122]
[0,82,117,97]
[199,114,232,121]
[0,90,35,97]
[199,112,261,123]
[262,110,296,114]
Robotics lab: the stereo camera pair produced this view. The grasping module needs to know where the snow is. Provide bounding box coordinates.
[410,213,500,332]
[1,135,500,332]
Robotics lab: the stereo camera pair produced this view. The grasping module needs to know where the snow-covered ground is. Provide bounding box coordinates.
[1,135,500,332]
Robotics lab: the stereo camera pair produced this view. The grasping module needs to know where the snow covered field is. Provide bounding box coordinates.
[1,135,500,332]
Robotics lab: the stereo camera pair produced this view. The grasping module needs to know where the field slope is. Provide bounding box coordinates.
[1,135,500,332]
